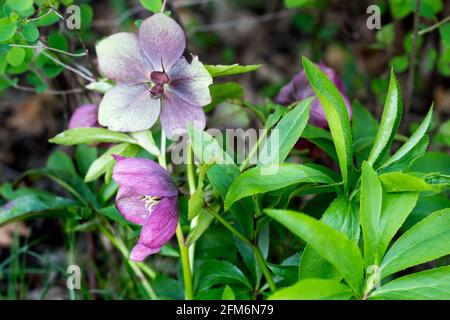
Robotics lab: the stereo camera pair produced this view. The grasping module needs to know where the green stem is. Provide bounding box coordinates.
[239,129,268,171]
[186,144,197,275]
[176,224,194,300]
[159,129,193,300]
[205,207,276,292]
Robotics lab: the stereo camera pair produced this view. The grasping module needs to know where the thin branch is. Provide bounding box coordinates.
[41,51,96,82]
[8,44,87,58]
[2,75,84,95]
[418,15,450,35]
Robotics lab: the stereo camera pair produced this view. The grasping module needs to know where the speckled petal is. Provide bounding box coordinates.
[112,156,178,197]
[139,13,186,71]
[68,104,99,128]
[130,196,178,261]
[115,187,149,225]
[98,84,160,132]
[96,32,152,84]
[160,92,206,139]
[166,56,212,107]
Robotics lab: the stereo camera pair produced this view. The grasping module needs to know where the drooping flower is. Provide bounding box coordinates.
[96,13,213,139]
[275,63,352,128]
[68,104,100,129]
[112,155,178,261]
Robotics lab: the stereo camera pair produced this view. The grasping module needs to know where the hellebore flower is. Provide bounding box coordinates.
[112,155,178,261]
[275,63,352,128]
[96,13,213,139]
[68,104,100,129]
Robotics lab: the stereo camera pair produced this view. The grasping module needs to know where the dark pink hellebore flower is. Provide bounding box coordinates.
[112,155,178,261]
[275,63,352,128]
[96,13,212,139]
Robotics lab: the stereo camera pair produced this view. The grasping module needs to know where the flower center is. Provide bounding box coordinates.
[149,71,169,99]
[140,195,161,216]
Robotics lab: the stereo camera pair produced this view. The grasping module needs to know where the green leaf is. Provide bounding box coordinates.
[6,47,25,67]
[0,194,77,226]
[265,209,364,295]
[206,82,244,110]
[49,128,135,145]
[360,161,383,266]
[130,130,160,157]
[75,145,98,177]
[84,143,139,182]
[221,285,236,300]
[352,101,379,162]
[380,208,450,279]
[258,98,312,165]
[22,23,39,42]
[370,266,450,300]
[0,18,17,41]
[18,169,98,208]
[284,0,319,8]
[139,0,163,13]
[225,164,334,210]
[299,196,360,281]
[269,279,352,300]
[367,69,403,168]
[47,150,77,175]
[379,106,433,171]
[205,64,261,77]
[6,0,33,12]
[302,57,353,193]
[379,172,433,192]
[188,124,234,164]
[195,260,252,291]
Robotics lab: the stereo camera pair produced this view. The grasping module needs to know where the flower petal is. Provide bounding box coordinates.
[112,157,178,197]
[160,92,206,139]
[133,196,178,261]
[98,84,160,132]
[139,13,186,71]
[115,188,149,225]
[130,244,160,261]
[68,104,99,129]
[96,32,152,84]
[167,56,212,107]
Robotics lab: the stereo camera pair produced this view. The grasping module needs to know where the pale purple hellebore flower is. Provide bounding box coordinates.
[112,155,178,261]
[68,104,100,129]
[96,13,213,139]
[275,63,352,128]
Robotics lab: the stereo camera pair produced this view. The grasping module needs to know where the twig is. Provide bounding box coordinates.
[42,51,96,82]
[2,75,84,95]
[8,44,87,58]
[404,0,421,127]
[418,16,450,35]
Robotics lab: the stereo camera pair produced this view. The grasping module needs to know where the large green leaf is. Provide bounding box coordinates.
[205,64,261,77]
[265,209,364,295]
[269,279,352,300]
[225,164,335,210]
[379,172,433,192]
[49,128,135,145]
[360,161,383,266]
[299,196,359,281]
[380,208,450,278]
[258,98,311,165]
[302,57,353,193]
[0,194,78,226]
[351,101,379,165]
[194,260,252,292]
[367,69,402,168]
[379,106,433,171]
[370,266,450,300]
